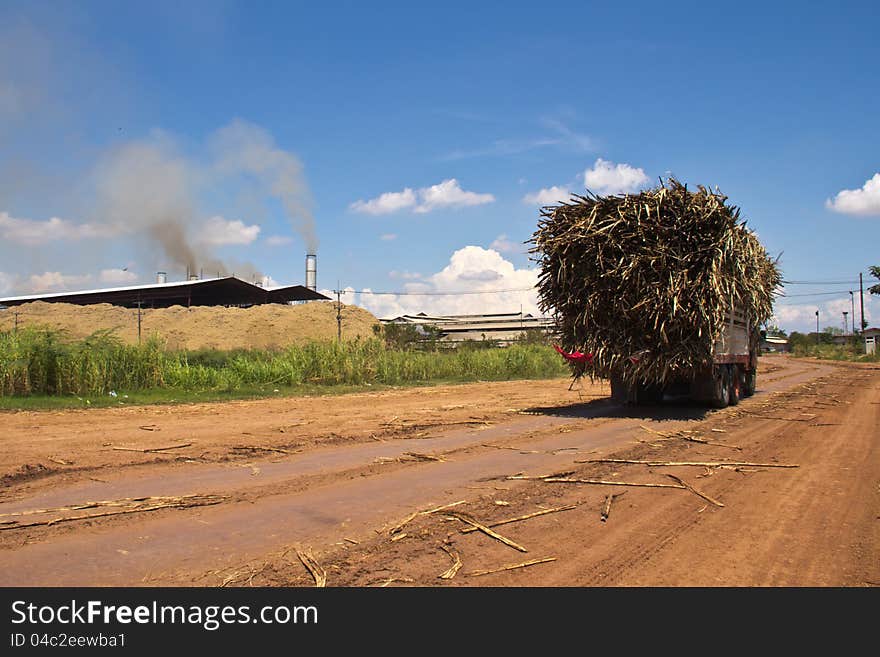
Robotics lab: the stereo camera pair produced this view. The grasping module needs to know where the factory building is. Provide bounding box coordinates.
[382,312,554,345]
[0,276,328,309]
[0,253,328,308]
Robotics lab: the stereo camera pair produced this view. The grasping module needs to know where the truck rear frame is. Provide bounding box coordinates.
[609,301,759,408]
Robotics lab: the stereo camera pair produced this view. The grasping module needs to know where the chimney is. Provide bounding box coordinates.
[156,271,167,284]
[305,254,317,291]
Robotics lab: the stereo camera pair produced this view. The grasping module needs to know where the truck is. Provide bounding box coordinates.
[533,180,780,405]
[608,301,759,408]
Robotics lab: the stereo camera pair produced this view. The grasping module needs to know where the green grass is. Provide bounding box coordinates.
[790,343,879,363]
[0,327,569,409]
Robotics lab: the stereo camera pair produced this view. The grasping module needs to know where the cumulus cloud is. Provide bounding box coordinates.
[380,233,397,241]
[825,173,880,216]
[350,179,494,215]
[98,268,138,285]
[772,295,877,333]
[522,186,571,206]
[350,189,417,215]
[0,211,114,246]
[265,235,293,247]
[415,179,494,213]
[489,234,520,253]
[583,158,649,195]
[26,271,93,293]
[346,246,540,318]
[0,272,15,295]
[201,216,260,246]
[389,270,422,280]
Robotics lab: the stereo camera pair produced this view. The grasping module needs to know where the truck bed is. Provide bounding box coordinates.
[712,302,751,364]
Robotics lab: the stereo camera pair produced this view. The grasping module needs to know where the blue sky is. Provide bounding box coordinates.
[1,0,878,331]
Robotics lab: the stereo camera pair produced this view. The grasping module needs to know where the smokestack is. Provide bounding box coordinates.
[305,254,317,291]
[156,271,167,284]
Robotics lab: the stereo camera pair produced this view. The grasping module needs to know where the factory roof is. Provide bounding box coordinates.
[0,277,329,308]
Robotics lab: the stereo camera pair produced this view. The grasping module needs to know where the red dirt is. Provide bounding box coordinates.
[0,355,877,587]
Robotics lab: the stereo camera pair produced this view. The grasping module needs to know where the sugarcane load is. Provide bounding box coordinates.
[530,179,781,407]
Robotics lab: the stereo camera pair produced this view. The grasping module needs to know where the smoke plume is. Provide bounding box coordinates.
[210,119,317,253]
[94,134,209,274]
[92,120,315,279]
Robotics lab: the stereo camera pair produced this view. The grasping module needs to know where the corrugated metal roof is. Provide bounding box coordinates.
[0,276,213,303]
[0,276,329,308]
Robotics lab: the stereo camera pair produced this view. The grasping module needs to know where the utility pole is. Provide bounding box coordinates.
[14,311,19,333]
[815,310,819,345]
[843,311,848,336]
[859,272,866,332]
[336,284,342,342]
[850,290,856,347]
[136,300,143,343]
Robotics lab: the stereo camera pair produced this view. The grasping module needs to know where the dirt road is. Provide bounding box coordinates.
[1,355,877,586]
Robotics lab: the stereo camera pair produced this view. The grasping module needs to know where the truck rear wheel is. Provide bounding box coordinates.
[742,369,756,397]
[728,366,742,406]
[610,376,663,405]
[610,375,630,404]
[710,366,730,409]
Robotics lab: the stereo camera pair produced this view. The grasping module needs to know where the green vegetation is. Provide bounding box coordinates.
[869,265,880,298]
[788,336,878,363]
[0,327,568,404]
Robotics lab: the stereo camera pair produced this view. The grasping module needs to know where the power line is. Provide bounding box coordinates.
[782,280,860,285]
[776,290,853,300]
[339,287,535,297]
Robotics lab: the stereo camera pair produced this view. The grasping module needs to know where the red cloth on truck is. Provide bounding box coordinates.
[553,344,593,364]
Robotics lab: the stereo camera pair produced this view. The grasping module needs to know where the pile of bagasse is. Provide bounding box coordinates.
[530,179,781,385]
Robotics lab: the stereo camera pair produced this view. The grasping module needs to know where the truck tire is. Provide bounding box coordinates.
[610,375,630,404]
[742,369,756,397]
[728,366,742,406]
[610,376,663,405]
[710,366,730,409]
[636,384,664,404]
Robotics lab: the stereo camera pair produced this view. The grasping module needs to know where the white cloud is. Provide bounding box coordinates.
[201,216,260,245]
[415,179,494,214]
[522,186,571,206]
[583,158,649,195]
[489,234,520,253]
[0,211,113,246]
[380,233,397,241]
[265,235,293,247]
[825,173,880,216]
[350,189,417,215]
[350,179,494,215]
[26,271,93,293]
[0,272,15,295]
[772,294,878,333]
[389,270,422,280]
[99,268,138,285]
[347,246,540,319]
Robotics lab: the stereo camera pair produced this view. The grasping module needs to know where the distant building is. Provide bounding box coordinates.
[760,335,790,353]
[831,333,856,346]
[864,327,880,355]
[382,312,554,345]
